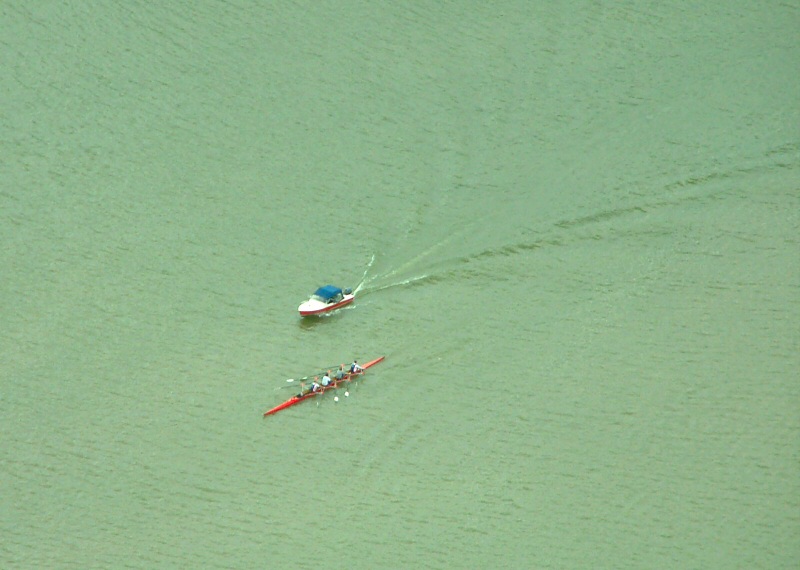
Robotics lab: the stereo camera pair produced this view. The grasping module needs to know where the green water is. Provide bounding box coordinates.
[2,2,798,568]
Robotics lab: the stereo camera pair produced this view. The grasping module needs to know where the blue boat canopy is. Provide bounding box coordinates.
[313,285,342,300]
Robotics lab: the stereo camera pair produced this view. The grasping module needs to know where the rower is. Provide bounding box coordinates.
[297,378,322,398]
[350,360,363,374]
[321,372,333,387]
[334,364,346,381]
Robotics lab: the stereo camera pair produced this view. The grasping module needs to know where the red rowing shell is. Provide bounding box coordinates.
[264,356,385,416]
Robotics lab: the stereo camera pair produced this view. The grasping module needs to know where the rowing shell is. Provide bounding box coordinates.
[263,356,385,416]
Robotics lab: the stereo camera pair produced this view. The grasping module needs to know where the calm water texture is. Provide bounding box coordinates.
[2,2,798,568]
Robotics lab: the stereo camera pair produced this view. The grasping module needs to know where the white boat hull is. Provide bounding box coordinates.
[298,294,355,316]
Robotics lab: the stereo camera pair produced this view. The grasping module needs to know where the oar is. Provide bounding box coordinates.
[277,365,341,388]
[317,377,350,405]
[333,388,350,403]
[275,376,309,390]
[278,375,312,388]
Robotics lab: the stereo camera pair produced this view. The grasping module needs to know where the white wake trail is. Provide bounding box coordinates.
[378,231,462,283]
[359,273,431,295]
[354,253,376,294]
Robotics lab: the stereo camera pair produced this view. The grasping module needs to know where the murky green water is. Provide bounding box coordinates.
[2,2,798,568]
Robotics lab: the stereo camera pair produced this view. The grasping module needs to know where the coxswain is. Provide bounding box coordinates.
[350,360,363,374]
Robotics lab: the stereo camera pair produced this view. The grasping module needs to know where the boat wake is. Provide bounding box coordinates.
[353,253,377,294]
[354,252,436,297]
[354,232,462,296]
[358,273,432,295]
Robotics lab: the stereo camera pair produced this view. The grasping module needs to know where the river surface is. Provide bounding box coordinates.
[2,2,798,568]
